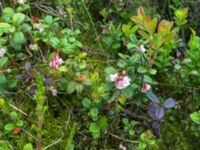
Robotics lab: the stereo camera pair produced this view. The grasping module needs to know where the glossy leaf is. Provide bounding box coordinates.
[16,4,30,12]
[67,81,76,94]
[23,143,33,150]
[82,98,92,108]
[190,112,200,124]
[160,32,175,45]
[0,74,6,85]
[76,83,83,93]
[155,107,164,119]
[98,116,107,129]
[0,22,15,33]
[146,91,160,103]
[148,105,157,118]
[4,123,15,131]
[158,20,173,37]
[150,18,157,35]
[148,104,164,119]
[122,87,133,98]
[0,57,8,68]
[89,108,99,117]
[137,66,148,74]
[105,67,116,74]
[163,98,176,108]
[13,31,26,44]
[138,30,150,40]
[3,7,15,17]
[89,123,100,133]
[12,13,25,26]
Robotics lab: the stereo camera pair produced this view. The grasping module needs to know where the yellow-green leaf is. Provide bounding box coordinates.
[0,22,15,33]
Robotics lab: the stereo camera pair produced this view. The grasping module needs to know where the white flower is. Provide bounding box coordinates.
[33,23,44,32]
[50,51,64,69]
[17,0,26,4]
[141,83,151,93]
[0,48,6,57]
[49,86,57,96]
[38,28,44,32]
[29,44,37,50]
[33,23,40,28]
[58,58,64,65]
[110,73,118,81]
[138,45,146,53]
[110,73,131,90]
[119,144,127,150]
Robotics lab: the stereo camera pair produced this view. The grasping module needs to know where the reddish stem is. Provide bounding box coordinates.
[37,117,43,150]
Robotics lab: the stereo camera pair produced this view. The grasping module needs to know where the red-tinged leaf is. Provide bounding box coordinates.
[130,16,137,22]
[131,7,148,31]
[150,18,157,35]
[160,32,176,44]
[131,16,142,25]
[158,20,174,37]
[137,7,146,16]
[144,16,151,33]
[75,75,86,81]
[12,127,22,135]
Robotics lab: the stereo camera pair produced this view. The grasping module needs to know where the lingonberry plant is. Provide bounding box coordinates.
[0,0,200,149]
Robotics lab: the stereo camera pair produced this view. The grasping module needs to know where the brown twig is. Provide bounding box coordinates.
[109,132,140,144]
[9,104,28,117]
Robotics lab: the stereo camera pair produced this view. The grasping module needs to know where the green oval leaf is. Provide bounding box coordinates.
[12,13,25,26]
[0,22,15,33]
[82,98,92,108]
[23,143,33,150]
[89,123,100,133]
[4,123,15,131]
[67,81,76,94]
[0,57,8,68]
[89,108,99,117]
[137,66,148,74]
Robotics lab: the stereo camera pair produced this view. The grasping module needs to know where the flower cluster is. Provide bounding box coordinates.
[141,83,151,93]
[33,23,44,32]
[0,48,6,57]
[50,51,64,69]
[102,27,108,34]
[137,45,146,53]
[29,44,37,51]
[49,86,57,96]
[119,143,127,150]
[110,71,131,89]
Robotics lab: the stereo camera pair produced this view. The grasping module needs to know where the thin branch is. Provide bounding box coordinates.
[9,104,28,117]
[22,128,37,140]
[44,136,63,150]
[109,133,140,144]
